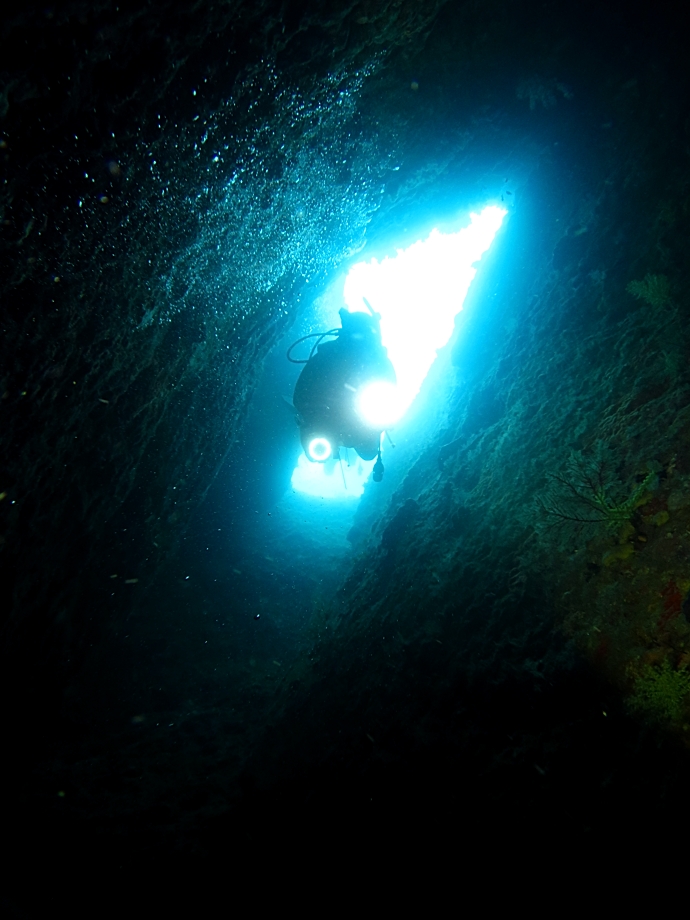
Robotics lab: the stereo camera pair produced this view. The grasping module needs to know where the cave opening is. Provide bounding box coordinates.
[290,204,507,500]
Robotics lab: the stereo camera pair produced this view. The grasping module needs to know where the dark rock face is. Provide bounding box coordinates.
[1,3,440,731]
[2,0,690,884]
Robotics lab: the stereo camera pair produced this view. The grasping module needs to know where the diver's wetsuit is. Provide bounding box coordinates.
[293,309,395,461]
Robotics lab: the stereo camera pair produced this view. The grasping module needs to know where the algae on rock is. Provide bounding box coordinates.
[539,451,656,531]
[627,660,690,727]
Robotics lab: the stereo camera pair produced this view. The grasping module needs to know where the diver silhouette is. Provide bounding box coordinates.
[287,300,396,476]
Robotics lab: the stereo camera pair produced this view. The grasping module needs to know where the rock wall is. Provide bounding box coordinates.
[0,0,443,704]
[241,0,690,849]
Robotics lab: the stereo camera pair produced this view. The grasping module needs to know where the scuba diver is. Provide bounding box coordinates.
[287,299,397,482]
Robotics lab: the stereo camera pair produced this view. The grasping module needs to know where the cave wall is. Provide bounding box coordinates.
[0,0,444,708]
[237,0,690,836]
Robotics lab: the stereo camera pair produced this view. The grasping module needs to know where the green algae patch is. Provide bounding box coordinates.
[602,543,635,566]
[626,273,673,310]
[627,660,690,727]
[615,521,636,544]
[550,447,690,744]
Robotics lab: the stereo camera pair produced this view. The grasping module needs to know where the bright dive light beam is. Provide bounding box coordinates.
[308,436,332,462]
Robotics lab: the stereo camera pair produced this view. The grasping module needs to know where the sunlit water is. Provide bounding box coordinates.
[291,205,507,499]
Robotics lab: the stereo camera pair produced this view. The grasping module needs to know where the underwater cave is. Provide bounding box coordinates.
[2,0,690,895]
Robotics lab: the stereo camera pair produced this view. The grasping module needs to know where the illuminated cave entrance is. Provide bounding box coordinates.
[290,205,507,500]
